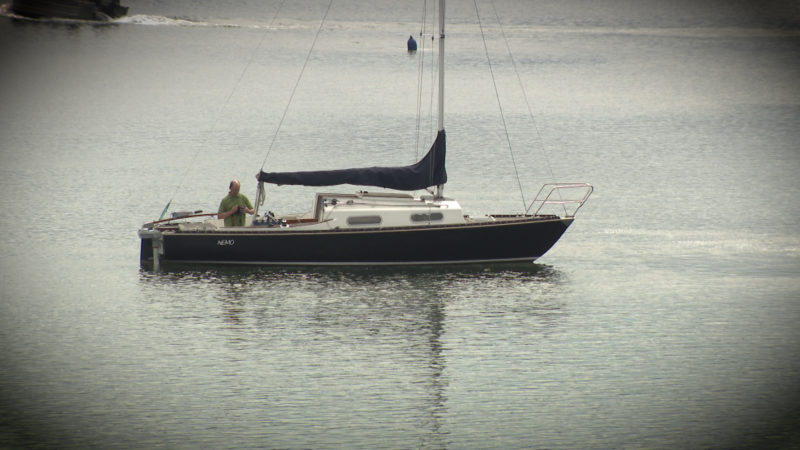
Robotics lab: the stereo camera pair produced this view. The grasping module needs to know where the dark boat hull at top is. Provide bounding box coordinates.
[12,0,128,21]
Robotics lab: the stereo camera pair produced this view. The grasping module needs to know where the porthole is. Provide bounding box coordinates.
[411,212,444,222]
[347,215,382,225]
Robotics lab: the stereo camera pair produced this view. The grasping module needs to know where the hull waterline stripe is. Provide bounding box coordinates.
[157,257,540,267]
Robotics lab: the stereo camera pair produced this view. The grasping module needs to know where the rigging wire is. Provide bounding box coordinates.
[428,0,438,146]
[415,1,440,196]
[158,1,286,220]
[428,23,438,147]
[486,0,566,217]
[473,0,527,213]
[488,0,555,181]
[413,0,439,163]
[259,0,334,171]
[414,0,428,161]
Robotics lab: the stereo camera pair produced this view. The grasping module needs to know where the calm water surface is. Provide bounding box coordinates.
[1,0,799,448]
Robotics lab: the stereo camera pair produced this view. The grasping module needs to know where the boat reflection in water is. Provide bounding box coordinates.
[139,263,566,447]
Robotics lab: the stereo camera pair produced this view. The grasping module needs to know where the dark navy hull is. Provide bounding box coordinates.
[11,0,128,20]
[141,216,573,266]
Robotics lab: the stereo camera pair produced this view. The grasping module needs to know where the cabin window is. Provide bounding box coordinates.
[411,212,444,222]
[347,215,382,226]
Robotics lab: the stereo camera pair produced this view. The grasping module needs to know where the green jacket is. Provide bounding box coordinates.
[218,193,253,227]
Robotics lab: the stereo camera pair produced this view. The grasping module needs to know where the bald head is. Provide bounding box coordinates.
[229,179,240,196]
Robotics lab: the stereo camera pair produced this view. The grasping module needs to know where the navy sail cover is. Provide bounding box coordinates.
[257,130,446,191]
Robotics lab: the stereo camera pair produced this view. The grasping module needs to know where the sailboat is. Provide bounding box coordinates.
[139,0,592,268]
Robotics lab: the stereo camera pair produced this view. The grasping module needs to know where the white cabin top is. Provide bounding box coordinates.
[311,191,465,229]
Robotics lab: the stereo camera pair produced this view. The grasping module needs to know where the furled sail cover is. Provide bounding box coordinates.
[257,130,447,190]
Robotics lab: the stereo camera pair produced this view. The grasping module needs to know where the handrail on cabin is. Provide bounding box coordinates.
[526,183,593,218]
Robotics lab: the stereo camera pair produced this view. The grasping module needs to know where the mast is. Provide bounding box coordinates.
[435,0,445,198]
